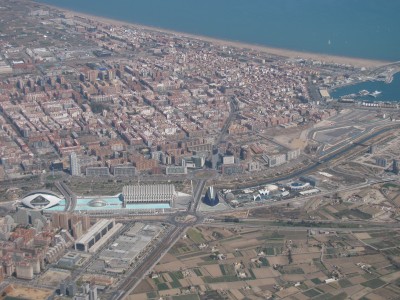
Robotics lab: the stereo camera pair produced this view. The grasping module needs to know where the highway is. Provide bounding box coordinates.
[199,178,396,217]
[109,179,206,300]
[215,96,239,145]
[190,179,206,213]
[112,224,188,300]
[54,181,77,212]
[54,181,71,211]
[232,123,400,189]
[205,221,400,232]
[107,124,400,298]
[18,121,397,299]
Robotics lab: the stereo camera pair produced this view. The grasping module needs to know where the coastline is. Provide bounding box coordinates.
[34,1,391,69]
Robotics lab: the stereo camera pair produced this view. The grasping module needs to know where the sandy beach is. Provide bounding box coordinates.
[36,2,391,69]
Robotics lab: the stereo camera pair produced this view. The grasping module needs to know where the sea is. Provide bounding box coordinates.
[35,0,400,61]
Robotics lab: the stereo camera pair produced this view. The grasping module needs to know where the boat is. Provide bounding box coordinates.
[359,89,369,96]
[340,93,357,99]
[370,90,382,97]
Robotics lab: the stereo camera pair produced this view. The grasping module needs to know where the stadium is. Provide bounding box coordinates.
[288,182,310,191]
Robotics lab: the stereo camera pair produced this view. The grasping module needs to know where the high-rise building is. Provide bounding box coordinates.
[89,285,98,300]
[107,69,115,81]
[52,213,91,235]
[51,213,60,228]
[60,280,77,297]
[70,152,80,176]
[16,262,34,280]
[59,213,70,230]
[369,145,377,154]
[393,159,399,175]
[267,154,287,167]
[375,157,387,168]
[87,70,98,83]
[80,215,91,232]
[72,221,83,239]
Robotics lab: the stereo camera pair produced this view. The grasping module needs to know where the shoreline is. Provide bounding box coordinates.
[34,1,391,69]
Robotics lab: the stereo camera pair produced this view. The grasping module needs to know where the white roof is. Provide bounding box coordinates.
[21,193,62,210]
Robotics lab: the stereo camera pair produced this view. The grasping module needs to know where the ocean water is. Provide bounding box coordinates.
[35,0,400,61]
[331,72,400,102]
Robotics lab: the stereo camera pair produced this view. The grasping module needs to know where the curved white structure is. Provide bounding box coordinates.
[253,194,261,201]
[258,189,270,196]
[21,191,63,210]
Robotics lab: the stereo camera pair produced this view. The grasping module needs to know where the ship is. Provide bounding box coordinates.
[359,89,369,96]
[340,93,357,99]
[370,90,382,97]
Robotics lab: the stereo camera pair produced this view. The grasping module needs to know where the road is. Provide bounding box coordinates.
[112,224,188,300]
[68,123,400,299]
[231,123,400,189]
[17,120,398,299]
[54,181,77,212]
[107,178,206,300]
[54,181,71,211]
[215,96,239,145]
[190,179,206,213]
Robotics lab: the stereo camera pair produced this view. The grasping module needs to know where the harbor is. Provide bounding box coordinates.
[330,72,400,102]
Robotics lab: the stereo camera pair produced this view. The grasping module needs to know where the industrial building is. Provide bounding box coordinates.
[58,252,82,268]
[203,186,219,206]
[221,164,244,175]
[166,165,187,175]
[86,167,110,177]
[75,219,120,252]
[112,165,136,177]
[98,223,162,272]
[286,149,301,161]
[122,184,175,206]
[183,155,205,169]
[223,155,235,165]
[267,154,286,167]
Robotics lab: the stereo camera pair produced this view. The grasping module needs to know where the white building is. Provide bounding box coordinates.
[122,184,175,206]
[75,219,118,252]
[70,152,80,176]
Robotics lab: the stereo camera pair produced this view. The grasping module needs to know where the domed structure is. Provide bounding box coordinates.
[88,199,108,207]
[265,184,278,192]
[289,182,310,190]
[204,186,220,206]
[21,190,63,210]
